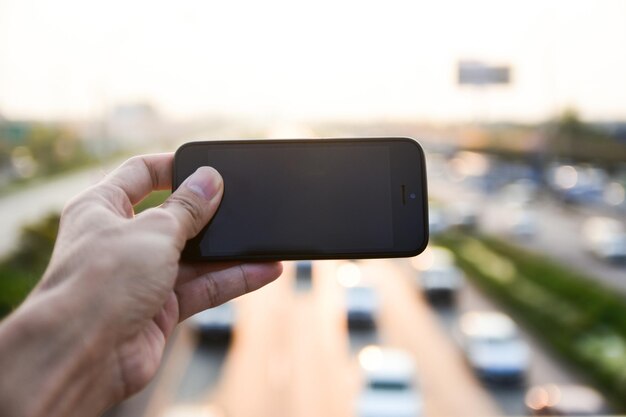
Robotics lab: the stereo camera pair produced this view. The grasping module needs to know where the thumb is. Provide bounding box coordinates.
[160,166,224,242]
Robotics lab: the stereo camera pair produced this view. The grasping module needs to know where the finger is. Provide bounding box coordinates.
[156,166,224,244]
[175,262,283,321]
[100,153,174,205]
[176,261,242,286]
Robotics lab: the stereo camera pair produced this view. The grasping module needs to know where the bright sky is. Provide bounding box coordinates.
[0,0,625,123]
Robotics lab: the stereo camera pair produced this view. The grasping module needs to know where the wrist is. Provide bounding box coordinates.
[0,290,119,417]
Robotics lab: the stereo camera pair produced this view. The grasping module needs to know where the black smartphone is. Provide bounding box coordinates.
[173,137,428,261]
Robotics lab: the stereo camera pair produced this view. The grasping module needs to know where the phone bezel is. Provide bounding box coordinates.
[173,137,429,261]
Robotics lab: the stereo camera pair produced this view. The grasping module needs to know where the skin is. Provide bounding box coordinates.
[0,153,283,417]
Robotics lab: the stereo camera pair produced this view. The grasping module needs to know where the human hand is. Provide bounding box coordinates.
[0,153,282,417]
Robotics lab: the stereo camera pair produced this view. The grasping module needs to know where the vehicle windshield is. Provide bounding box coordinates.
[369,381,410,391]
[473,336,518,347]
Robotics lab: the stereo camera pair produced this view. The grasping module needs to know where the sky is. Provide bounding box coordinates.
[0,0,625,123]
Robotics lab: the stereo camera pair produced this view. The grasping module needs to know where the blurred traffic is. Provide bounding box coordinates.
[99,135,626,416]
[2,1,626,416]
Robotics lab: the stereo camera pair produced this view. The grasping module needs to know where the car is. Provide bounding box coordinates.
[457,311,530,383]
[446,202,479,231]
[345,283,379,329]
[294,260,313,291]
[582,216,626,263]
[548,164,606,205]
[428,204,448,235]
[188,301,236,343]
[499,179,539,206]
[356,346,422,417]
[525,384,609,416]
[506,207,537,239]
[295,260,313,280]
[412,246,463,302]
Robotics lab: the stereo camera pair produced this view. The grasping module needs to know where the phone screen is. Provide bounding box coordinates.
[174,138,427,260]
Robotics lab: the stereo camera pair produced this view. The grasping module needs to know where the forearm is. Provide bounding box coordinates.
[0,292,117,417]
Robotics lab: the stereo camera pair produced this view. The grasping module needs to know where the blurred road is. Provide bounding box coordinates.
[0,160,125,257]
[482,198,626,292]
[104,259,595,417]
[0,171,96,256]
[429,173,626,294]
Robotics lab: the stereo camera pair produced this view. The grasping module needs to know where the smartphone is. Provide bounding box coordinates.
[173,137,428,261]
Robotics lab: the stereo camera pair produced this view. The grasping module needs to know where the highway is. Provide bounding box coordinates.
[104,259,598,417]
[427,157,626,295]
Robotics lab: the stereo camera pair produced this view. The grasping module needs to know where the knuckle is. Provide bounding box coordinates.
[123,155,144,170]
[238,264,251,294]
[144,208,181,233]
[135,208,188,250]
[124,155,159,188]
[100,183,133,215]
[61,190,98,220]
[61,195,82,218]
[168,194,203,224]
[203,273,221,308]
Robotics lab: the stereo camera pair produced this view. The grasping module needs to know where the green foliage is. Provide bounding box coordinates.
[436,232,626,410]
[9,214,60,270]
[0,265,40,317]
[460,110,626,168]
[0,213,60,316]
[546,109,626,165]
[133,190,170,213]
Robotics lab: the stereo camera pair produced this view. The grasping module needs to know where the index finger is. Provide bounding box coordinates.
[102,153,174,205]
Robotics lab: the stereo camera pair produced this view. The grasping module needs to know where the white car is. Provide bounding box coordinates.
[446,202,479,231]
[294,260,313,291]
[506,208,537,239]
[295,260,313,280]
[188,301,236,342]
[582,216,626,263]
[412,246,463,301]
[428,205,448,236]
[356,346,422,417]
[458,311,530,383]
[345,284,379,329]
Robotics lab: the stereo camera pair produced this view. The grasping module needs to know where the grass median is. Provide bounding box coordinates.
[435,231,626,410]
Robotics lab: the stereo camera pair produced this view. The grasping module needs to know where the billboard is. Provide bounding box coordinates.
[458,60,511,86]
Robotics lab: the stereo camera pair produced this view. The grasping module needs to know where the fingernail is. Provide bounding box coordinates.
[183,167,222,200]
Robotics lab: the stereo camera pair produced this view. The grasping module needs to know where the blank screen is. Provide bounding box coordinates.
[199,142,393,256]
